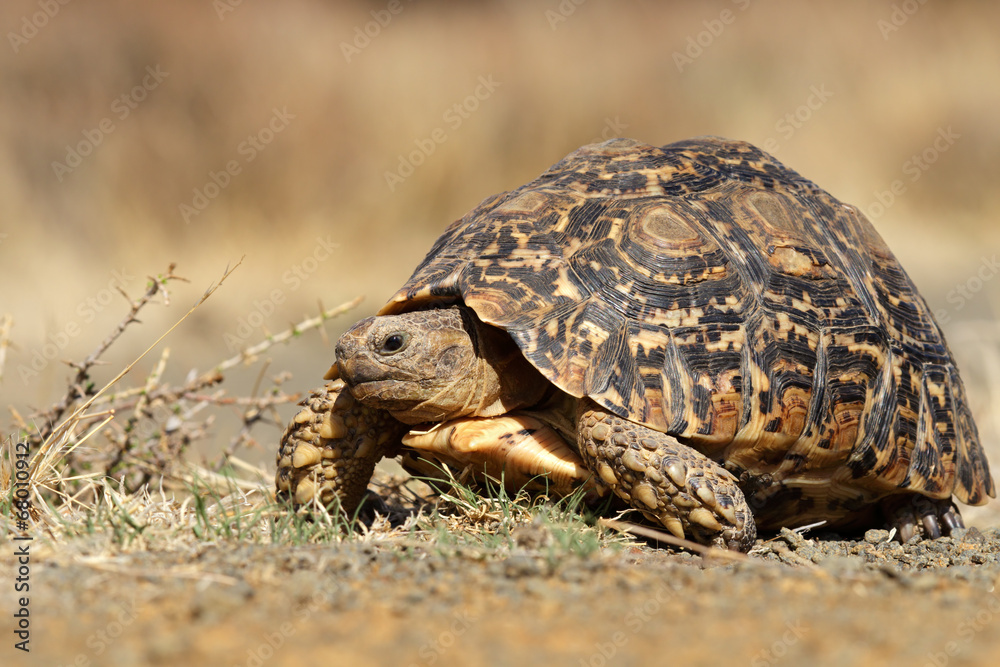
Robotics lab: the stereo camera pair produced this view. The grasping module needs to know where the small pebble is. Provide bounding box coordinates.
[864,529,889,544]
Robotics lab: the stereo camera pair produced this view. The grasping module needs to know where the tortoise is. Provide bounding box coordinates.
[276,136,995,551]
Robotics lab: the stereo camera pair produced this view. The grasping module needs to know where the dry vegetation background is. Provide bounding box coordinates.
[1,0,999,522]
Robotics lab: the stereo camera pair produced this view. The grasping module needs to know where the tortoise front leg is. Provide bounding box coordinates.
[276,381,408,516]
[577,401,756,552]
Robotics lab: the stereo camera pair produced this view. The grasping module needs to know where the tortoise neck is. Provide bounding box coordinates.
[462,306,549,418]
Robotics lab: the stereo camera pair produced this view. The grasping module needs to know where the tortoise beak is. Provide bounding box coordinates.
[333,317,374,383]
[333,318,404,393]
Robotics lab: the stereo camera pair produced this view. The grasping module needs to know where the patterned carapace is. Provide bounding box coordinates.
[379,136,994,528]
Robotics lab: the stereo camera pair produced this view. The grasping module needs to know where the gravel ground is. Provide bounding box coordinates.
[5,525,1000,667]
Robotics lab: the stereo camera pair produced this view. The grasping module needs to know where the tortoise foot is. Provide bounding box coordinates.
[881,495,965,543]
[276,381,406,515]
[578,402,756,552]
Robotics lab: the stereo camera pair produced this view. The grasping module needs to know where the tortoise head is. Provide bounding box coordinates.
[333,305,547,424]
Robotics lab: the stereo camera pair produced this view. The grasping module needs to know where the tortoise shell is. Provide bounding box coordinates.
[378,137,994,527]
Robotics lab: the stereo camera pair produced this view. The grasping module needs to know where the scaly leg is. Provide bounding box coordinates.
[577,401,756,552]
[276,381,407,516]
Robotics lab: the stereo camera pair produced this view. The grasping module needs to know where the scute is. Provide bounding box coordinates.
[378,136,995,524]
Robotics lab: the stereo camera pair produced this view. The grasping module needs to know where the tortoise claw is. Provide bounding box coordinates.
[922,513,941,539]
[898,521,917,544]
[942,506,965,533]
[882,495,965,543]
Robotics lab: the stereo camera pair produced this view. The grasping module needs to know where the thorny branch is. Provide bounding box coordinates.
[9,266,364,494]
[30,264,187,446]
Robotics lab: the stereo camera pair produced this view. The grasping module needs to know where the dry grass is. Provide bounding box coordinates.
[0,271,620,561]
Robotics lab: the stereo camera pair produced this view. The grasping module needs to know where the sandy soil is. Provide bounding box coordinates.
[5,524,1000,667]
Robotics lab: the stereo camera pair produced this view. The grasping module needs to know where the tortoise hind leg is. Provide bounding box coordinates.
[577,401,756,552]
[880,494,965,543]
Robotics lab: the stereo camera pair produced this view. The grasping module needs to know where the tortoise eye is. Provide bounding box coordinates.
[378,332,410,355]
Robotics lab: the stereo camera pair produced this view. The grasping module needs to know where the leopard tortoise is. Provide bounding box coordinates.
[276,136,995,552]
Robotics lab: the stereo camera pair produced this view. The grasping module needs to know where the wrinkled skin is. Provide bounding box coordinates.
[334,306,548,424]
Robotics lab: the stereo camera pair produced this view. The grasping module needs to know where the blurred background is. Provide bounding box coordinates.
[1,0,998,522]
